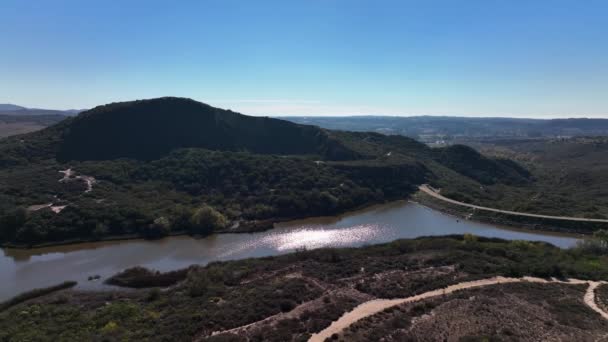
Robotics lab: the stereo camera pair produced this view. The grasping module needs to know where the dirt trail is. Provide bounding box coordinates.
[59,168,96,193]
[200,274,347,341]
[309,277,608,342]
[585,282,608,320]
[419,184,608,223]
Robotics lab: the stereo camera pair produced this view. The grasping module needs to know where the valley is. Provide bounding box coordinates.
[1,97,538,248]
[1,98,607,341]
[0,114,66,138]
[4,2,607,340]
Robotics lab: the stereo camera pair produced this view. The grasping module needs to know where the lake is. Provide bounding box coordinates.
[0,202,581,301]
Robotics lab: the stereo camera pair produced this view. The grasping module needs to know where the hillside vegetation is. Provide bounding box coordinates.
[0,98,529,246]
[454,137,608,219]
[55,98,357,161]
[2,236,608,341]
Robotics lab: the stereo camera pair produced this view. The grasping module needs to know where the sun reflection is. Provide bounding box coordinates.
[266,224,380,251]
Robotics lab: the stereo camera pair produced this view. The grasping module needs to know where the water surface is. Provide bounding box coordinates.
[0,202,580,300]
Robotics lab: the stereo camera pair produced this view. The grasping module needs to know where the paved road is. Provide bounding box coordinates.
[419,184,608,223]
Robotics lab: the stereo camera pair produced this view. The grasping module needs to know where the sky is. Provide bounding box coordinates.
[1,0,607,118]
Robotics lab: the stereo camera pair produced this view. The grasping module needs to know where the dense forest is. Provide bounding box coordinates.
[0,97,533,246]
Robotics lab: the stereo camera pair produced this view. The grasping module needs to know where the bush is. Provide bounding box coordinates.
[146,288,161,301]
[463,233,478,243]
[280,300,297,312]
[92,223,109,239]
[0,281,77,311]
[187,271,211,297]
[0,207,26,241]
[145,216,171,238]
[575,230,608,255]
[105,266,188,288]
[190,205,228,234]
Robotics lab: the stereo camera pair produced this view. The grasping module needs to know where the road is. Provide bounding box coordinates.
[309,277,608,342]
[419,184,608,223]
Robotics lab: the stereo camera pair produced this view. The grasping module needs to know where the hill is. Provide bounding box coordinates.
[0,104,27,111]
[460,137,608,218]
[55,97,357,161]
[433,144,530,185]
[0,104,82,117]
[285,115,608,221]
[0,97,530,246]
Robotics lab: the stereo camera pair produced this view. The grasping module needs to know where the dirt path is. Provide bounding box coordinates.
[309,277,608,342]
[585,282,608,320]
[419,184,608,223]
[199,274,346,341]
[59,168,96,193]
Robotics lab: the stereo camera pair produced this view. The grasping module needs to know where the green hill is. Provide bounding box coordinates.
[55,97,357,161]
[434,145,530,185]
[0,97,530,246]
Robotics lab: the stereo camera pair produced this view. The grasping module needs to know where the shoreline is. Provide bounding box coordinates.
[413,190,598,237]
[411,200,584,241]
[419,184,608,223]
[3,189,594,251]
[0,198,398,250]
[0,191,589,251]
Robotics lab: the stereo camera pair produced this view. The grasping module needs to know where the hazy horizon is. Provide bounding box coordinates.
[2,98,607,120]
[2,0,607,118]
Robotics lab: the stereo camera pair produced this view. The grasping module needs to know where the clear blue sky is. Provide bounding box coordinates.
[1,0,607,117]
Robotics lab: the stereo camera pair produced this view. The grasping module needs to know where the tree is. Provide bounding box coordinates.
[0,207,27,241]
[190,205,227,235]
[593,229,608,249]
[92,223,109,239]
[146,216,171,238]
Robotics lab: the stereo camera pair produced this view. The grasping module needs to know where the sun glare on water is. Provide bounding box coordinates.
[266,225,381,251]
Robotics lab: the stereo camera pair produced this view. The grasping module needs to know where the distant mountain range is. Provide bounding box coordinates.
[0,104,27,111]
[0,104,83,116]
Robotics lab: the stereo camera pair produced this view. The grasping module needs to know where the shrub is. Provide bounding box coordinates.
[92,223,109,239]
[0,281,77,311]
[145,216,171,238]
[280,300,297,312]
[574,230,608,255]
[100,321,119,334]
[187,271,211,297]
[190,205,227,234]
[463,233,478,243]
[146,288,161,301]
[105,266,188,288]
